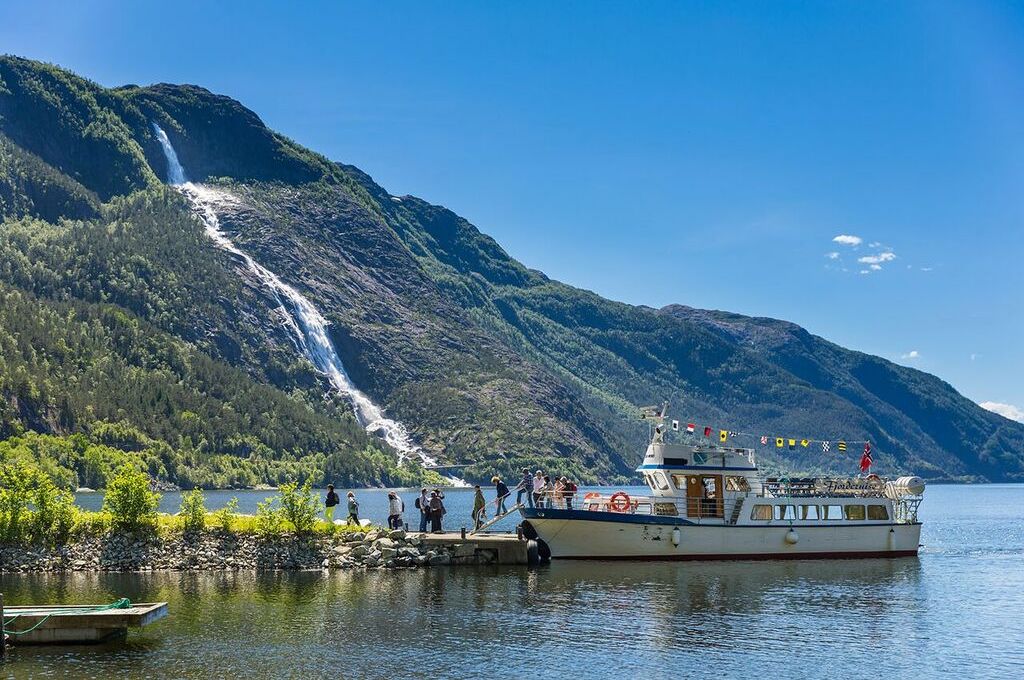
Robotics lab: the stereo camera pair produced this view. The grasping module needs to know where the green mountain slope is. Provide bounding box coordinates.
[1,55,1020,486]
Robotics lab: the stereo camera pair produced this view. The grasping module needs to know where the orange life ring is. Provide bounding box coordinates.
[609,491,631,513]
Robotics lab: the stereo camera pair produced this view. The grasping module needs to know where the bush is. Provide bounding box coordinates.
[254,496,285,537]
[279,481,318,533]
[179,488,205,533]
[102,463,160,531]
[212,497,239,532]
[0,460,78,544]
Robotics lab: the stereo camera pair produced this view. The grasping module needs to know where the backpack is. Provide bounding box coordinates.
[414,497,421,509]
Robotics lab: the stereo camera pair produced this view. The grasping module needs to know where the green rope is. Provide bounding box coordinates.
[3,598,131,636]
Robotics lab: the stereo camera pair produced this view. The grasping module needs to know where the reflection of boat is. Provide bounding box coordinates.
[520,413,924,560]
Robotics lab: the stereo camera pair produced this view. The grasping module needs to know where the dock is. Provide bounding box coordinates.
[1,599,167,645]
[417,531,534,565]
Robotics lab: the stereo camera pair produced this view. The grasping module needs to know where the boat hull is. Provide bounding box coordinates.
[521,509,921,560]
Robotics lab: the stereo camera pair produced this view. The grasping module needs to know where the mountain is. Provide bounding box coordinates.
[1,55,1021,489]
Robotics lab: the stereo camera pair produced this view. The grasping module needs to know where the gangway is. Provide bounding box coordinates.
[471,502,524,534]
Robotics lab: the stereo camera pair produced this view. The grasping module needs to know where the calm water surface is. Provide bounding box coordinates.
[3,484,1023,679]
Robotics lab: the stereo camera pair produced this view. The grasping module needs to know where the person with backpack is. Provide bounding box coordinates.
[492,475,510,515]
[346,491,360,525]
[324,484,339,522]
[472,485,487,530]
[428,490,446,533]
[415,487,429,532]
[562,477,577,510]
[387,491,404,530]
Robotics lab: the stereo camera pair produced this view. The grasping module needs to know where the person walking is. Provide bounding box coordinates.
[415,487,430,533]
[324,484,339,522]
[532,470,545,508]
[492,476,510,515]
[387,491,404,530]
[428,491,446,533]
[472,485,487,530]
[516,468,533,508]
[346,491,360,525]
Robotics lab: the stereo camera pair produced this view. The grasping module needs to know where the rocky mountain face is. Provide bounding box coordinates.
[1,55,1021,487]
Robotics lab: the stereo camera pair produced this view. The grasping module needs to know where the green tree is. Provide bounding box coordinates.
[102,463,160,531]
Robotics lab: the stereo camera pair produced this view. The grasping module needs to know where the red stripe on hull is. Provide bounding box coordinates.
[553,549,919,561]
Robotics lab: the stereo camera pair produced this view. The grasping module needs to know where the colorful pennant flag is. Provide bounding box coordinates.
[671,420,680,431]
[719,429,728,442]
[703,426,712,438]
[686,423,695,434]
[838,440,847,452]
[800,439,809,448]
[776,437,784,448]
[822,441,831,452]
[788,438,796,450]
[760,436,769,445]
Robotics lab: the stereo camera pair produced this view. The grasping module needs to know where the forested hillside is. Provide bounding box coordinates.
[1,55,1021,489]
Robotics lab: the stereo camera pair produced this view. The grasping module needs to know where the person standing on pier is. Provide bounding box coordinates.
[324,484,339,522]
[346,491,360,525]
[516,468,533,508]
[428,490,446,533]
[492,476,510,515]
[387,491,404,530]
[416,487,430,533]
[472,485,487,530]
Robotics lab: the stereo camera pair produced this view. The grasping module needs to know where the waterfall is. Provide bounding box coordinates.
[151,124,438,469]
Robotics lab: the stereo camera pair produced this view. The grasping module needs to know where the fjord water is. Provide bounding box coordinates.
[150,125,428,464]
[3,485,1022,679]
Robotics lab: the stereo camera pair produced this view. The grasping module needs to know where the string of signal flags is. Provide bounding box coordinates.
[640,405,869,454]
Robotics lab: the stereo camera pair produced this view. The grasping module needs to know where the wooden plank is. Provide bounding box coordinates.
[3,603,168,630]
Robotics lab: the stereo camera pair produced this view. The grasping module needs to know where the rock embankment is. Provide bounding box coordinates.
[0,529,489,572]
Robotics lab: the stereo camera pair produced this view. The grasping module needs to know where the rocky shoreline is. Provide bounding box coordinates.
[0,529,486,573]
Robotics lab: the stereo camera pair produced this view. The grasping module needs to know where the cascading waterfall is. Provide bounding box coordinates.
[152,123,440,469]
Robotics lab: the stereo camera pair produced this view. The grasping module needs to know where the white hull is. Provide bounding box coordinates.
[524,513,921,560]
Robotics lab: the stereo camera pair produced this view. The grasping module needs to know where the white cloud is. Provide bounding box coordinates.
[901,350,920,360]
[833,234,863,246]
[868,241,882,248]
[869,264,882,271]
[858,252,897,265]
[825,251,840,260]
[980,401,1024,423]
[920,266,933,272]
[859,269,871,275]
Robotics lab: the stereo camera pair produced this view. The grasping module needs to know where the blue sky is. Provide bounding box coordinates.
[2,1,1022,416]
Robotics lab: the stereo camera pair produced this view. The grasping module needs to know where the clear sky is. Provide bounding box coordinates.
[2,1,1022,416]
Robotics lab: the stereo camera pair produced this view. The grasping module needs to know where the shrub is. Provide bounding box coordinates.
[254,496,285,537]
[212,497,239,532]
[0,460,78,544]
[279,481,317,533]
[179,488,205,533]
[102,463,160,531]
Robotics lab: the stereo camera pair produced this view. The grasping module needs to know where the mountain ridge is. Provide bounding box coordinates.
[1,55,1021,488]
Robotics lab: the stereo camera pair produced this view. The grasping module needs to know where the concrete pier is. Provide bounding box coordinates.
[1,602,167,645]
[416,531,530,565]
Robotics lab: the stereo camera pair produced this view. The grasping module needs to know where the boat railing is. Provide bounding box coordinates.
[532,491,742,523]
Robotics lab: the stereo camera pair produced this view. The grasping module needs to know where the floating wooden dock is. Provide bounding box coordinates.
[2,601,167,645]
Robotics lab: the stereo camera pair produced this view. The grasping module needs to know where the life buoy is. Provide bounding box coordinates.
[609,491,631,513]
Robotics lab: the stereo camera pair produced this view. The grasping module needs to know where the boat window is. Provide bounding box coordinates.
[725,476,750,492]
[671,474,687,490]
[642,473,656,492]
[692,452,708,465]
[799,505,819,520]
[654,472,670,491]
[750,504,772,520]
[823,505,844,520]
[844,505,866,521]
[774,504,796,521]
[867,504,889,520]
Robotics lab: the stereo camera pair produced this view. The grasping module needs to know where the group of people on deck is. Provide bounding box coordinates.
[514,468,578,509]
[321,469,578,534]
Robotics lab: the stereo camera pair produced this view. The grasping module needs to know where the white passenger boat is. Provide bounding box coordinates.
[519,415,924,561]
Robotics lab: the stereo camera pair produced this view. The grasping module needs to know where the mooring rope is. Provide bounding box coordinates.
[2,597,132,636]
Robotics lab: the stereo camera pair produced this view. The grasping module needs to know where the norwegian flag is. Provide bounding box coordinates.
[760,436,768,445]
[860,442,873,473]
[822,441,831,452]
[686,423,696,434]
